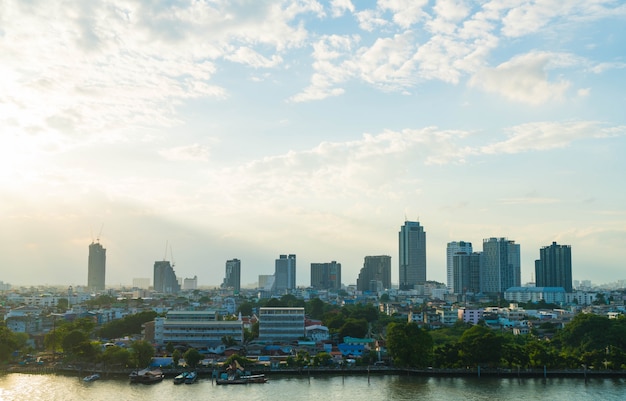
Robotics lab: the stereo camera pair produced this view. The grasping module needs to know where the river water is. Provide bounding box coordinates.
[1,372,624,401]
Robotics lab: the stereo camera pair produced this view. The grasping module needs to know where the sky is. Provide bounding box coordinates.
[1,0,625,290]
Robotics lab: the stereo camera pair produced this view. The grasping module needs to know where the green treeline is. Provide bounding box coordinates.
[386,313,626,370]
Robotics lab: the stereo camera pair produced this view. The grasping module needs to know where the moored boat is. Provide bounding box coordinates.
[129,368,165,384]
[216,373,267,385]
[184,371,198,384]
[83,373,100,382]
[173,371,188,384]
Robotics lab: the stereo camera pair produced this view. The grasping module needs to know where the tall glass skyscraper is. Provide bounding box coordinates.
[535,242,572,292]
[223,258,241,292]
[274,254,296,294]
[356,255,391,292]
[310,261,341,290]
[481,237,520,294]
[87,241,106,291]
[446,241,473,291]
[154,260,180,293]
[399,221,426,290]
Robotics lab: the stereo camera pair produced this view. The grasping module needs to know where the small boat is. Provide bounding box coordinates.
[184,371,198,384]
[173,371,188,385]
[129,368,165,384]
[83,373,100,382]
[216,374,267,385]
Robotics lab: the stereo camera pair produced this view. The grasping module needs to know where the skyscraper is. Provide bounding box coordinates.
[535,242,573,292]
[357,255,391,292]
[451,251,482,295]
[399,221,426,290]
[274,254,296,294]
[310,261,342,290]
[446,241,473,291]
[480,237,520,294]
[87,241,106,291]
[153,260,180,293]
[223,259,241,292]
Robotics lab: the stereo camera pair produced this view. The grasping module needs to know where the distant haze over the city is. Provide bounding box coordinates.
[1,1,624,288]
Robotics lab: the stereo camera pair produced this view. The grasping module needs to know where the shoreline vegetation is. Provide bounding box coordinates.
[4,364,626,380]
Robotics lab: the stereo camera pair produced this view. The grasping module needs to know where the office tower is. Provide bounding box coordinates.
[153,260,180,293]
[480,237,521,293]
[310,261,342,290]
[446,241,473,291]
[182,276,198,291]
[222,259,241,292]
[356,255,391,292]
[87,241,106,291]
[452,252,482,295]
[535,242,573,292]
[399,221,426,290]
[274,254,296,294]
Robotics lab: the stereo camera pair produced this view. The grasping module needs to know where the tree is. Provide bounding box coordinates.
[307,298,325,320]
[222,335,237,347]
[237,302,254,317]
[56,298,69,313]
[339,318,368,341]
[100,345,131,368]
[130,340,154,368]
[312,352,332,367]
[0,325,21,363]
[172,349,182,367]
[386,322,433,368]
[458,325,503,368]
[183,348,202,369]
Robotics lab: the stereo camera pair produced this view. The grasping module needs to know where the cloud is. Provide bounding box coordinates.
[469,52,577,104]
[159,144,212,162]
[330,0,355,17]
[480,121,626,154]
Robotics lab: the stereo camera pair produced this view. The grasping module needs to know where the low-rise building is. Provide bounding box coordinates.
[258,307,305,343]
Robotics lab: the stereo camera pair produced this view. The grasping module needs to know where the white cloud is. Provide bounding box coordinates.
[225,47,284,68]
[469,52,576,104]
[159,144,212,162]
[378,0,429,28]
[480,121,626,154]
[330,0,355,17]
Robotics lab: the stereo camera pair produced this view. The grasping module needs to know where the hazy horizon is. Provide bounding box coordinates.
[2,1,625,289]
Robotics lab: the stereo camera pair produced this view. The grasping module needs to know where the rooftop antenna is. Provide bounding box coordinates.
[96,223,104,243]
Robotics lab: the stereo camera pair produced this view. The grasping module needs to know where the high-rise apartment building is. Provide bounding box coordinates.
[399,221,426,290]
[274,254,296,294]
[357,255,391,292]
[480,238,520,294]
[222,259,241,292]
[535,242,572,292]
[153,260,180,293]
[451,251,482,295]
[310,261,342,290]
[446,241,473,291]
[87,241,106,291]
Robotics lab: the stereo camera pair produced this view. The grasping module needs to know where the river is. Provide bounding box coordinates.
[1,372,624,401]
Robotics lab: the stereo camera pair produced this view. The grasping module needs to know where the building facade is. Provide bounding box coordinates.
[535,242,573,292]
[223,259,241,292]
[356,255,391,292]
[480,238,521,294]
[446,241,473,291]
[310,261,342,290]
[258,307,305,342]
[87,241,106,291]
[154,310,243,348]
[274,254,296,294]
[153,260,180,293]
[399,221,426,290]
[452,251,482,295]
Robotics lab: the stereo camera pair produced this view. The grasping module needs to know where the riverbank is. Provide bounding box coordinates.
[4,364,626,380]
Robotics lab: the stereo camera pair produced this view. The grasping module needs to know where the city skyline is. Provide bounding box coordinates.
[2,1,625,288]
